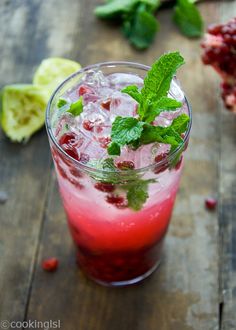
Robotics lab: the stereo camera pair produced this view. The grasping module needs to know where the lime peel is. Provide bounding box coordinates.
[1,84,48,142]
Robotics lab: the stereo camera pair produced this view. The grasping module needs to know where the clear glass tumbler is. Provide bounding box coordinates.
[46,62,192,286]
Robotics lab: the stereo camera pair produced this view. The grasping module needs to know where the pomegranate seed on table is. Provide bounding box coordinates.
[205,197,217,210]
[61,144,79,160]
[116,160,135,170]
[42,258,59,272]
[94,182,116,192]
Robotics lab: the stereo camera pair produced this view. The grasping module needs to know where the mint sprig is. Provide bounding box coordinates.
[108,117,145,155]
[108,52,188,156]
[125,178,156,211]
[94,0,203,50]
[122,52,184,122]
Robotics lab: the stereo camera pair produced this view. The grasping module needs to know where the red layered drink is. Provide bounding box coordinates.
[46,53,191,286]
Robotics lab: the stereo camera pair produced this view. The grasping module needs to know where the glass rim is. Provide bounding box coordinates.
[45,61,192,176]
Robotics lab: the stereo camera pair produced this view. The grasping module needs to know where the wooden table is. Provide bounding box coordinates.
[0,1,235,329]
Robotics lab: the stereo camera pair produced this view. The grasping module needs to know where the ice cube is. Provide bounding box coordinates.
[108,73,144,89]
[110,92,137,118]
[79,138,107,162]
[169,78,185,102]
[82,69,109,87]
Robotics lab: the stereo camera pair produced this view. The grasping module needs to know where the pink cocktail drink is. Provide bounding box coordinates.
[46,60,191,286]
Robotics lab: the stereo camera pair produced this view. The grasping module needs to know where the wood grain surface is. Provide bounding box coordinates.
[0,1,235,329]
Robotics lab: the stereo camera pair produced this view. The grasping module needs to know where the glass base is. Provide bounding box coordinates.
[87,260,161,287]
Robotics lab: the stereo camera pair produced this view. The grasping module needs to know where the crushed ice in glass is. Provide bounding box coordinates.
[52,70,186,169]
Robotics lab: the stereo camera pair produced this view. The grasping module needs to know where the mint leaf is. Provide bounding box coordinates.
[173,0,203,38]
[94,0,160,19]
[143,96,182,123]
[125,178,155,211]
[67,96,83,116]
[141,52,185,107]
[108,141,121,156]
[57,98,68,108]
[127,182,149,210]
[94,0,137,19]
[111,116,145,146]
[140,124,182,149]
[171,113,190,134]
[121,85,142,103]
[122,4,159,49]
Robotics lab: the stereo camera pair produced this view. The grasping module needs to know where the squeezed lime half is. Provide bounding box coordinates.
[33,57,81,95]
[1,84,48,142]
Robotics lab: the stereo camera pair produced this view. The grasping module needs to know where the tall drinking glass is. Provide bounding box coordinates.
[46,62,192,286]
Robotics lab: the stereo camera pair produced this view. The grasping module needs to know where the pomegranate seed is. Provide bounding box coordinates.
[83,119,94,131]
[153,152,169,174]
[98,136,111,148]
[207,23,222,35]
[205,197,217,210]
[42,258,59,272]
[78,85,94,96]
[61,144,79,160]
[101,98,111,110]
[106,194,128,209]
[94,182,116,192]
[175,155,183,171]
[116,160,135,170]
[59,132,77,146]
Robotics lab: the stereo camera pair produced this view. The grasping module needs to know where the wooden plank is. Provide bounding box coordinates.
[0,0,50,321]
[25,1,220,329]
[0,0,80,322]
[219,3,236,329]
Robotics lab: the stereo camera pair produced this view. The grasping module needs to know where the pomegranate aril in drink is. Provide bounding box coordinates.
[175,155,183,171]
[59,132,77,146]
[78,85,94,96]
[83,119,94,131]
[94,182,116,192]
[106,194,128,209]
[97,136,111,148]
[116,160,135,170]
[153,152,169,174]
[101,98,111,111]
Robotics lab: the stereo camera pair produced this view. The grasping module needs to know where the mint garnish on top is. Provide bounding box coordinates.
[108,51,189,156]
[57,96,83,116]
